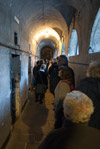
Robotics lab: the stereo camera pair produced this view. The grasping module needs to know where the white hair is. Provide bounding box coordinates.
[87,61,100,78]
[40,64,46,70]
[63,91,94,123]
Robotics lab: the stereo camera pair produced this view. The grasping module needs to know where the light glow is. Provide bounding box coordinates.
[34,28,60,41]
[46,31,49,37]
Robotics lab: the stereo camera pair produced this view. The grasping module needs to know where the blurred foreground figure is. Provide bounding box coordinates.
[38,91,100,149]
[76,61,100,130]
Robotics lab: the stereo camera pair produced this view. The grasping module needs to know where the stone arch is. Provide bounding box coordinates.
[68,29,79,56]
[89,8,100,53]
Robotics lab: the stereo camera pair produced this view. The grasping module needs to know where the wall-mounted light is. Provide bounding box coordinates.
[14,16,20,24]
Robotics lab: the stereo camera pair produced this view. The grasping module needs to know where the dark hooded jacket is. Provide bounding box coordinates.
[76,77,100,130]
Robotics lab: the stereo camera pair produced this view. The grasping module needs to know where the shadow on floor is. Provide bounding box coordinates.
[21,90,49,147]
[6,89,55,149]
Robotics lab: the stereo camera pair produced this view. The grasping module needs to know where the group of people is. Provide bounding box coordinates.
[39,91,100,149]
[32,55,100,148]
[49,55,75,129]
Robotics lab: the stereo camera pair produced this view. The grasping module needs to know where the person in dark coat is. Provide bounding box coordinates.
[38,91,100,149]
[33,60,40,78]
[35,64,48,104]
[76,60,100,130]
[33,59,44,78]
[48,60,58,76]
[32,59,44,88]
[49,55,75,95]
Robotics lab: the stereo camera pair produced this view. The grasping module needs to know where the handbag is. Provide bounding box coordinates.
[36,84,47,93]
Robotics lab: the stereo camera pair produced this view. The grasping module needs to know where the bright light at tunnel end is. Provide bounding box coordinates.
[34,28,60,41]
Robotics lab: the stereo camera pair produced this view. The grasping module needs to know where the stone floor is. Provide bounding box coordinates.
[6,89,55,149]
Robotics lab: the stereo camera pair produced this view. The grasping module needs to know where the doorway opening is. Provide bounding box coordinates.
[10,54,21,124]
[40,46,54,60]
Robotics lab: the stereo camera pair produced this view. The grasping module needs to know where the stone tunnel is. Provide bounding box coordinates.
[0,0,100,148]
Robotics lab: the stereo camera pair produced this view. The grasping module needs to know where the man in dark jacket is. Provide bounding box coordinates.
[38,91,100,149]
[33,59,44,78]
[76,61,100,130]
[35,64,48,104]
[49,55,75,95]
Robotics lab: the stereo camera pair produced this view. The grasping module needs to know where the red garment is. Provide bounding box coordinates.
[58,80,74,91]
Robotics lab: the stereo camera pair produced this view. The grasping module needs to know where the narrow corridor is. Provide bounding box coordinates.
[0,1,100,148]
[6,89,55,149]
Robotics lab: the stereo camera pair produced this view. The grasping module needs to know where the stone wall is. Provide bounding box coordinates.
[0,47,11,147]
[0,45,32,147]
[0,5,34,147]
[68,2,100,87]
[69,53,100,87]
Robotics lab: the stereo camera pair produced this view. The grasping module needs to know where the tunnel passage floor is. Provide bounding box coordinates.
[6,89,55,149]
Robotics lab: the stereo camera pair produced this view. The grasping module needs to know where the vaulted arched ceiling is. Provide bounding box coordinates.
[0,0,99,57]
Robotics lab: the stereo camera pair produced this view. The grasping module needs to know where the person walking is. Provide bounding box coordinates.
[35,64,48,104]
